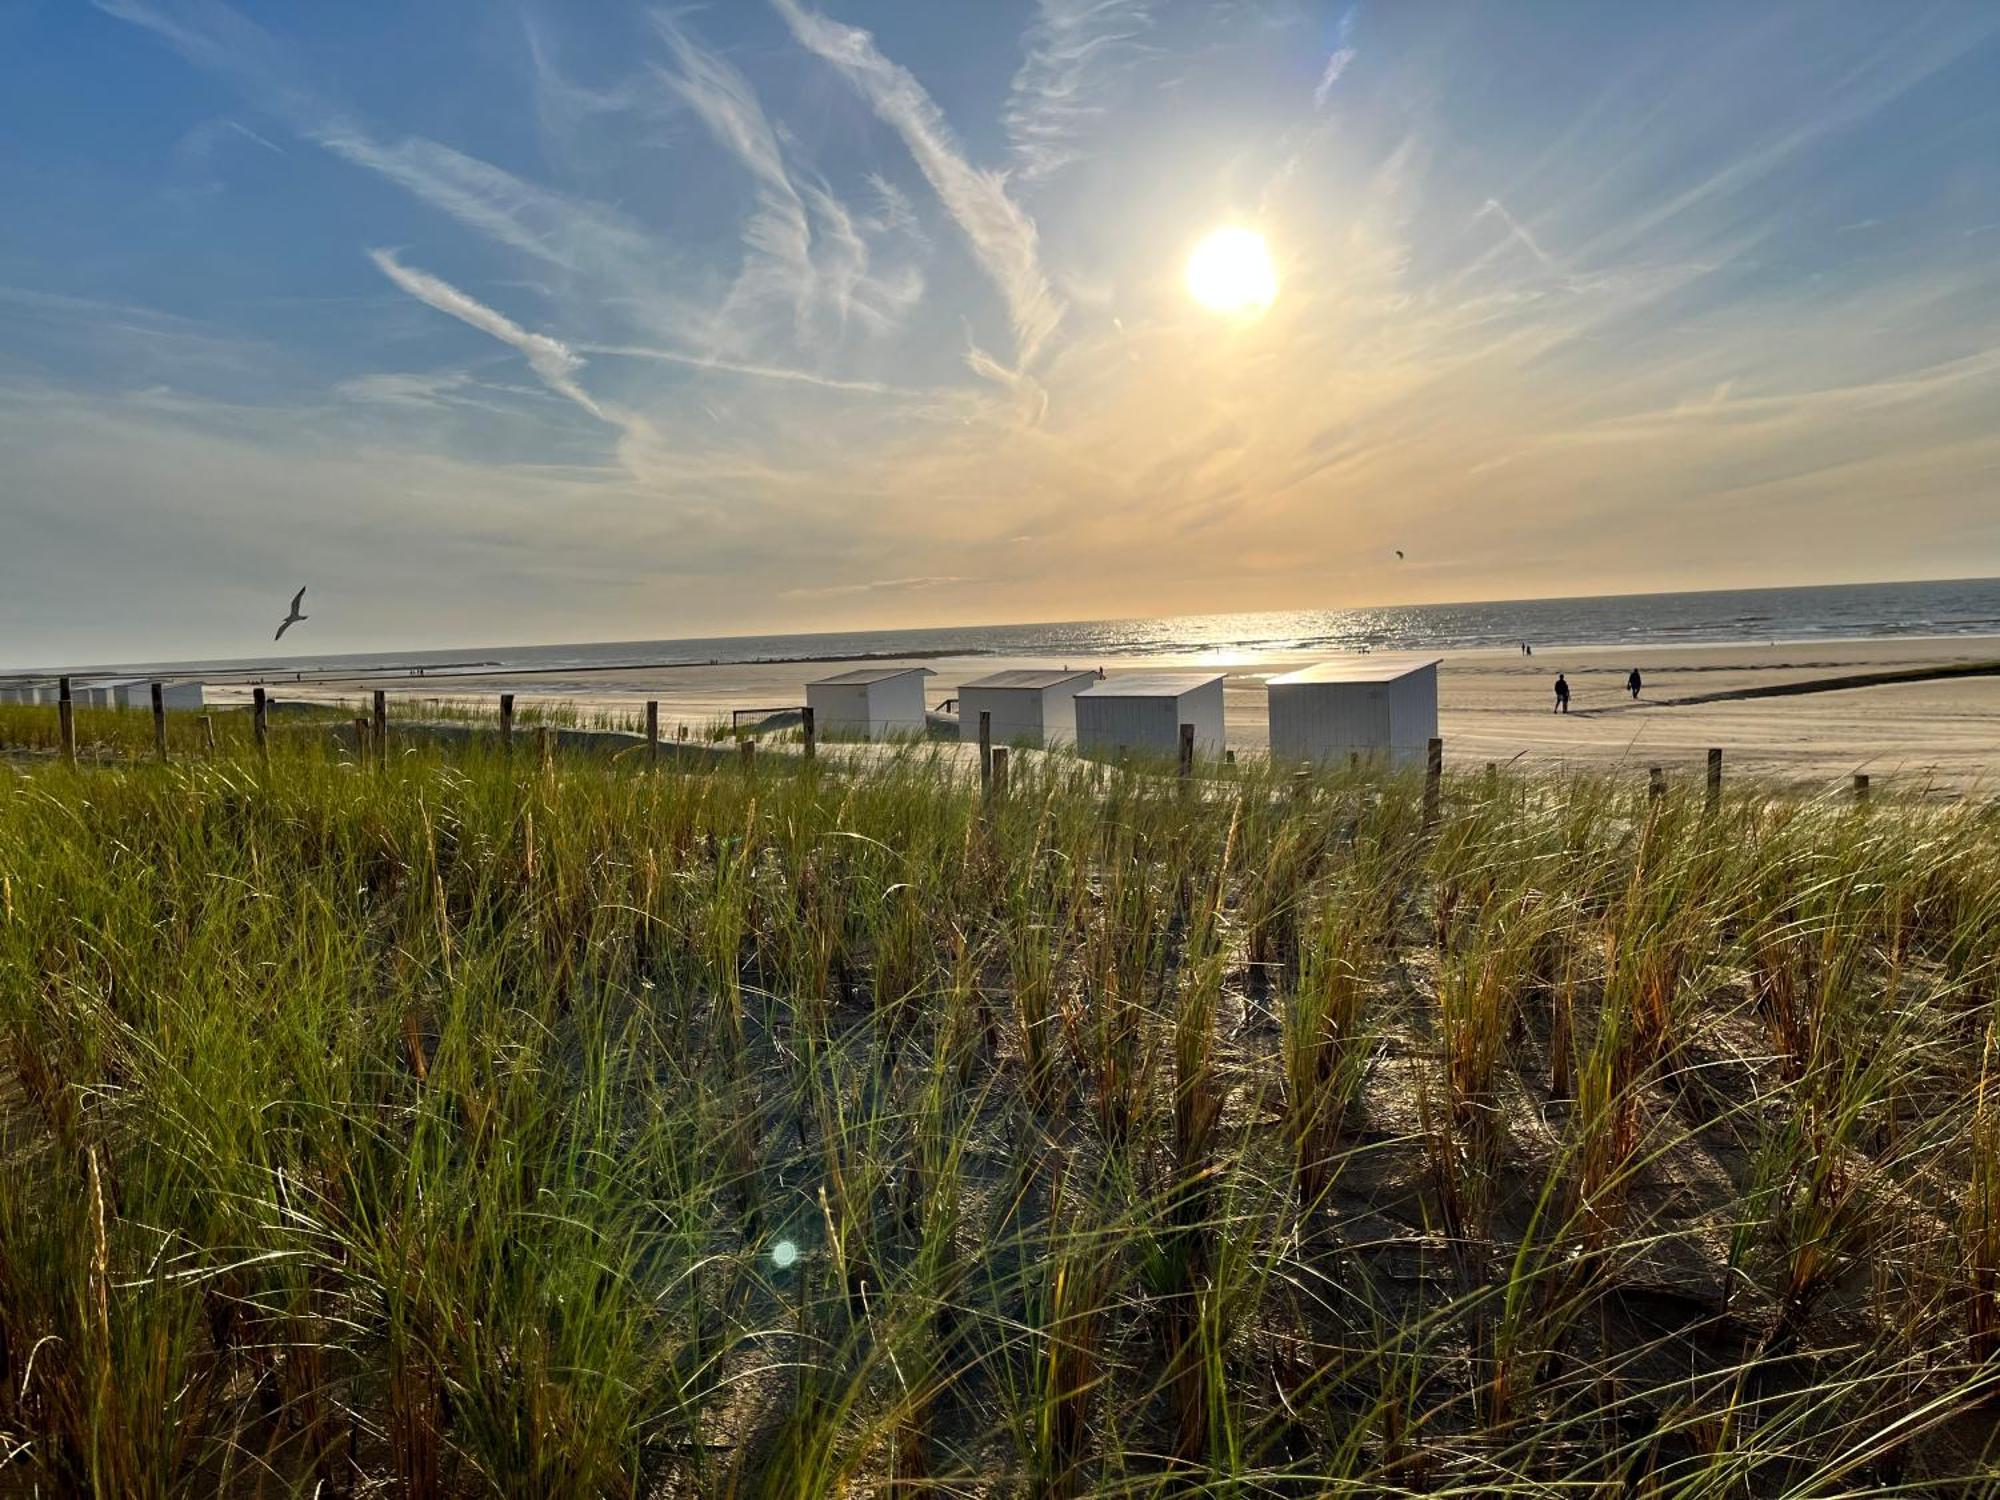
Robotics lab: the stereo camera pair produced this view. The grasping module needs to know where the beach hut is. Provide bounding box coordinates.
[804,666,934,741]
[1266,654,1440,767]
[68,679,206,710]
[1073,671,1226,760]
[956,669,1096,748]
[0,678,202,708]
[79,679,138,708]
[142,680,206,710]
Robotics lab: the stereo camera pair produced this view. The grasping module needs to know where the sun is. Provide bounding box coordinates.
[1185,226,1278,316]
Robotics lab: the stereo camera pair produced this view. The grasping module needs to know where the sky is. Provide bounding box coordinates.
[2,0,1998,665]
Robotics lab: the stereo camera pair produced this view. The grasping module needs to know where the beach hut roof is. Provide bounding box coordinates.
[1267,655,1442,686]
[1076,671,1226,698]
[806,665,937,687]
[960,669,1097,691]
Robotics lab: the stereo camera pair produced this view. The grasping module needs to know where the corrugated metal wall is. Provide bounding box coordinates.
[1075,680,1224,758]
[1387,666,1438,755]
[1268,667,1435,767]
[958,687,1046,746]
[1268,681,1391,762]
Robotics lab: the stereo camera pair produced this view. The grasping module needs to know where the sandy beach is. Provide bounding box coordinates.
[217,634,2000,792]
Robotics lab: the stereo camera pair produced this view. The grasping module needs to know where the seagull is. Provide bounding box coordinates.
[274,586,308,641]
[1394,549,1405,560]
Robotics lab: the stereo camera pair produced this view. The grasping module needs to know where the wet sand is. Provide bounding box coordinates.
[217,635,2000,793]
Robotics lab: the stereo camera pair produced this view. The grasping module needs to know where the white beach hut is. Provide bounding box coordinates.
[79,679,138,708]
[0,678,203,708]
[163,681,206,710]
[1073,671,1226,760]
[1266,655,1440,767]
[805,666,935,741]
[71,679,206,710]
[956,669,1096,749]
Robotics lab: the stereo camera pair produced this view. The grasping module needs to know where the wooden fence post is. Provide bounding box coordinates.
[646,700,659,770]
[151,681,168,764]
[499,693,515,758]
[536,726,552,774]
[372,690,387,770]
[58,677,75,766]
[252,687,268,762]
[1649,766,1665,801]
[353,717,370,758]
[1706,748,1722,812]
[991,745,1008,798]
[1178,723,1194,779]
[740,737,755,768]
[200,714,216,753]
[1853,772,1870,805]
[1423,737,1443,826]
[802,705,816,761]
[978,710,992,794]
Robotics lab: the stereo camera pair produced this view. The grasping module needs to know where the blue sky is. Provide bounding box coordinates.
[2,0,1997,662]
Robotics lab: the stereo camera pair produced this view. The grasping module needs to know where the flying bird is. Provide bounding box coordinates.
[274,586,308,642]
[1395,549,1405,560]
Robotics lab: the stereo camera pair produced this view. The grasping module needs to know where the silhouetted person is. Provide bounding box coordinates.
[1554,673,1570,714]
[1627,667,1642,701]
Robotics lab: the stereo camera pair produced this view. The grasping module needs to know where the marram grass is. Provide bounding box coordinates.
[2,720,1999,1496]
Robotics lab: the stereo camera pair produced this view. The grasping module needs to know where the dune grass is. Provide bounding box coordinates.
[1,717,1998,1495]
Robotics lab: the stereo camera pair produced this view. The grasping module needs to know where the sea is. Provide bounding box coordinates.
[21,577,2000,683]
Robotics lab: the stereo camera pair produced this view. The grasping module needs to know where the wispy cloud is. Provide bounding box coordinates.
[963,343,1049,426]
[1572,12,1998,267]
[864,173,927,244]
[334,369,477,410]
[654,18,925,353]
[326,131,657,280]
[92,0,316,115]
[782,574,968,598]
[1312,7,1359,108]
[771,0,1065,368]
[1472,197,1557,270]
[329,369,571,425]
[95,2,685,333]
[582,342,934,398]
[653,18,816,336]
[367,249,608,422]
[1006,0,1153,183]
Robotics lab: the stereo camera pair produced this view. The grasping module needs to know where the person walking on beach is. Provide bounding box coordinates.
[1554,673,1570,714]
[1627,667,1642,701]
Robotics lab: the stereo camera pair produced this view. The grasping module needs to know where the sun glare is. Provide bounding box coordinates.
[1185,226,1277,316]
